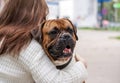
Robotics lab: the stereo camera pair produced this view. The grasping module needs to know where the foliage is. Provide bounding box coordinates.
[103,0,120,22]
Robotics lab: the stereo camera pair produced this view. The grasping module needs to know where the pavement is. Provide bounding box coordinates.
[75,30,120,83]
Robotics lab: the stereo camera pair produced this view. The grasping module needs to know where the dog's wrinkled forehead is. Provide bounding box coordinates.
[42,19,73,33]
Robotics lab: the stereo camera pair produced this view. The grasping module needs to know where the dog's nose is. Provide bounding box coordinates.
[63,35,70,39]
[60,34,71,40]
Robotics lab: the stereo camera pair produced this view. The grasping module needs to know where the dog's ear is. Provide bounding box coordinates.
[65,18,78,40]
[31,22,45,44]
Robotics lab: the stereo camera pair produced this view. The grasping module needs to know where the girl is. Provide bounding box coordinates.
[0,0,87,83]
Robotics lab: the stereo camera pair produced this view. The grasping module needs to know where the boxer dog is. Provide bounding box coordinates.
[31,18,78,69]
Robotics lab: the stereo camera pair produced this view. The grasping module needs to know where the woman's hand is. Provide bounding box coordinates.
[75,54,87,83]
[75,54,87,69]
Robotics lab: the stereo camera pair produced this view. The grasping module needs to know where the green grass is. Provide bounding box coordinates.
[107,27,120,31]
[78,27,120,31]
[115,36,120,40]
[110,36,120,40]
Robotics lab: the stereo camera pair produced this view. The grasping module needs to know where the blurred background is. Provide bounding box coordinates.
[46,0,120,28]
[0,0,120,83]
[46,0,120,83]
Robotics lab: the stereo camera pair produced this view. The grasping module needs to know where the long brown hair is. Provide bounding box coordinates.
[0,0,49,56]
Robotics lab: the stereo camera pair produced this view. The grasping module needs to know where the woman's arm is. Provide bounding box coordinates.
[18,39,88,83]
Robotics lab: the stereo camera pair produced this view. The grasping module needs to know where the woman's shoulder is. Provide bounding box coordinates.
[24,39,43,52]
[20,39,44,58]
[18,39,46,69]
[28,39,43,51]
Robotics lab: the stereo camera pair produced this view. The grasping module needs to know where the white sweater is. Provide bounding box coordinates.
[0,39,88,83]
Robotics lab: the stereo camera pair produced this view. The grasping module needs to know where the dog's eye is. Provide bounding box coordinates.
[48,27,59,39]
[50,30,57,35]
[66,27,73,35]
[49,28,59,35]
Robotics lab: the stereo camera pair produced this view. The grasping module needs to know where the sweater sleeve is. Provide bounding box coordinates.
[18,39,88,83]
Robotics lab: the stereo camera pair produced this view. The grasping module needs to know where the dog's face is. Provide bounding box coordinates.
[31,18,78,69]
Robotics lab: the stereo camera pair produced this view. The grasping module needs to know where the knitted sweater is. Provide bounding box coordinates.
[0,39,88,83]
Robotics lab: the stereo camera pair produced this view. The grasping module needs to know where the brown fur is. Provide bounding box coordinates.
[41,18,78,62]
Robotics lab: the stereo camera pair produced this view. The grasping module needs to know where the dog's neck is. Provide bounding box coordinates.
[56,57,72,70]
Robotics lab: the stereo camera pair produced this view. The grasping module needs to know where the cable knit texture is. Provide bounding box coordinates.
[0,39,88,83]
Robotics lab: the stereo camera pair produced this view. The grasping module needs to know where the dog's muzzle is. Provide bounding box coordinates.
[48,33,75,66]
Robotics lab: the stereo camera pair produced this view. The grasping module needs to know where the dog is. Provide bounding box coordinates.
[31,18,86,83]
[31,18,78,69]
